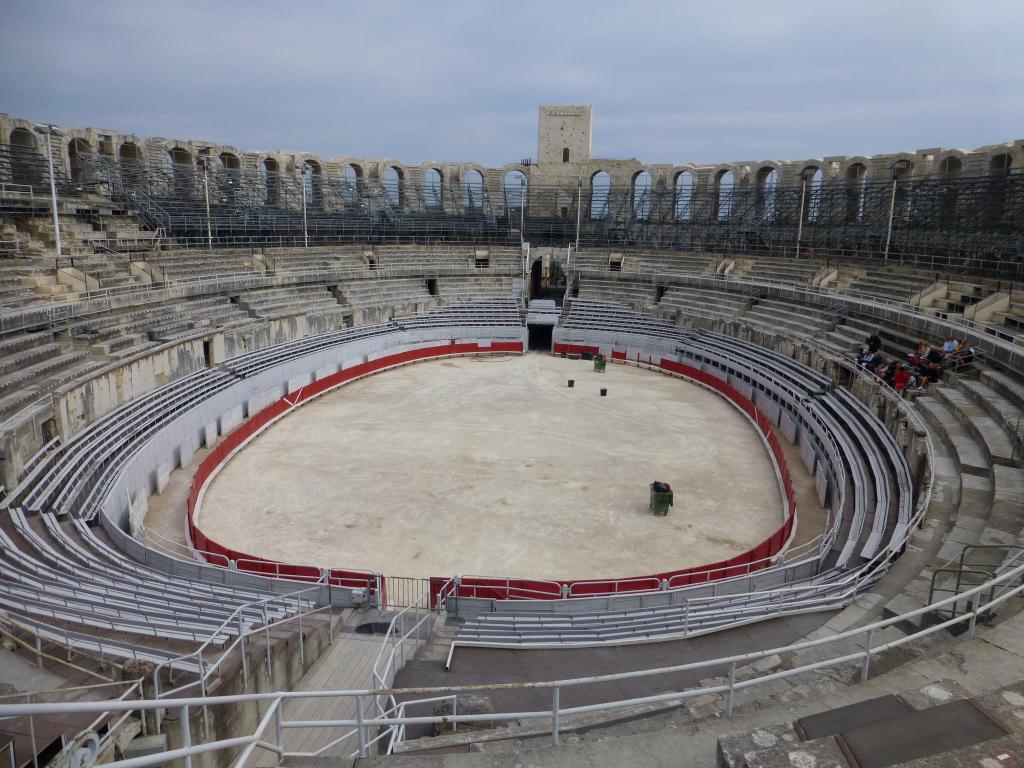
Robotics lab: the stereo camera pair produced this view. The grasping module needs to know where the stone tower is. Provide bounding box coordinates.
[537,105,592,166]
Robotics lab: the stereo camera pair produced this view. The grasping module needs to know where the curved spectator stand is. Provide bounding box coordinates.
[188,341,524,600]
[188,339,796,606]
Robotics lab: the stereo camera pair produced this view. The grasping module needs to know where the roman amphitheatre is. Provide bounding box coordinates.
[0,100,1020,768]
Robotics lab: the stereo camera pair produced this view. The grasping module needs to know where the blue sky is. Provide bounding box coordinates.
[1,1,1020,166]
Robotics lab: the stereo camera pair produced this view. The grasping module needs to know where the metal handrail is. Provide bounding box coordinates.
[4,560,1024,763]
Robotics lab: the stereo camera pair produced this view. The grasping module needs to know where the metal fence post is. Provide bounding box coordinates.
[298,612,305,666]
[179,706,192,768]
[274,700,284,766]
[861,628,873,682]
[726,663,737,718]
[552,686,560,746]
[356,695,367,757]
[27,694,38,768]
[968,597,978,637]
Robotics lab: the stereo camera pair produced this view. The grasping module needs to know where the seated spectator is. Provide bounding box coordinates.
[893,365,910,396]
[926,346,944,366]
[942,336,958,354]
[866,331,882,354]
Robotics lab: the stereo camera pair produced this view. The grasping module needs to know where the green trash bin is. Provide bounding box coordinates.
[650,482,673,516]
[593,354,607,373]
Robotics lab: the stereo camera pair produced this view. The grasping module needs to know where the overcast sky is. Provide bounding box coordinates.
[2,1,1020,166]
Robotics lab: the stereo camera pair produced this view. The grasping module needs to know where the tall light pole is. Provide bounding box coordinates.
[300,164,309,248]
[200,156,213,250]
[883,166,899,263]
[795,172,807,260]
[35,124,63,260]
[519,177,526,247]
[574,176,583,253]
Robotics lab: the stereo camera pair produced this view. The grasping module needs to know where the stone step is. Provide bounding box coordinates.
[916,397,990,476]
[933,386,1016,466]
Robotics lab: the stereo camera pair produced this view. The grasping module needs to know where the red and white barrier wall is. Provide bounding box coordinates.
[187,338,796,604]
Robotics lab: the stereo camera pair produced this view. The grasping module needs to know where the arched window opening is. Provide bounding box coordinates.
[562,147,570,163]
[168,147,192,195]
[632,171,652,220]
[674,171,694,220]
[590,171,611,220]
[805,167,823,222]
[383,166,402,207]
[503,170,527,209]
[342,164,364,204]
[716,170,735,221]
[8,128,41,187]
[846,163,867,223]
[67,138,91,184]
[756,167,779,221]
[303,159,321,206]
[463,169,484,209]
[990,153,1013,175]
[940,156,962,176]
[423,168,442,208]
[262,158,279,204]
[218,152,240,170]
[9,127,36,149]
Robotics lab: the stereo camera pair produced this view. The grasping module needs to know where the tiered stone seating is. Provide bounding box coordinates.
[237,285,344,320]
[0,258,57,307]
[264,247,368,273]
[437,276,514,302]
[577,277,656,308]
[986,293,1024,342]
[69,296,255,355]
[145,250,263,282]
[740,256,821,284]
[744,297,836,337]
[845,269,936,303]
[656,285,746,319]
[337,277,435,309]
[632,252,716,274]
[0,332,102,419]
[373,246,474,271]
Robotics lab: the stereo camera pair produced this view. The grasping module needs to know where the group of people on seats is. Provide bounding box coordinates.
[857,332,978,397]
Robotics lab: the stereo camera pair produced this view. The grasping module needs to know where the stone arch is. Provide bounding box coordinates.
[261,157,280,204]
[463,168,484,209]
[801,165,824,222]
[423,167,443,207]
[715,168,735,221]
[336,162,361,204]
[755,165,780,221]
[67,138,91,184]
[9,127,37,149]
[632,170,652,220]
[989,152,1013,175]
[383,165,404,207]
[673,169,695,220]
[118,142,141,162]
[8,127,41,187]
[303,158,322,206]
[503,169,528,208]
[590,170,611,220]
[218,151,240,170]
[845,160,869,223]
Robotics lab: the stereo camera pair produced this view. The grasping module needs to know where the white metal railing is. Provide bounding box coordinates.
[151,581,333,734]
[0,678,144,768]
[2,561,1022,763]
[0,394,54,436]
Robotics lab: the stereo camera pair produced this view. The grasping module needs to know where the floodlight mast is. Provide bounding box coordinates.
[34,124,63,260]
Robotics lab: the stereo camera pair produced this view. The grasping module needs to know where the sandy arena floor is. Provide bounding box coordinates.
[197,353,784,580]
